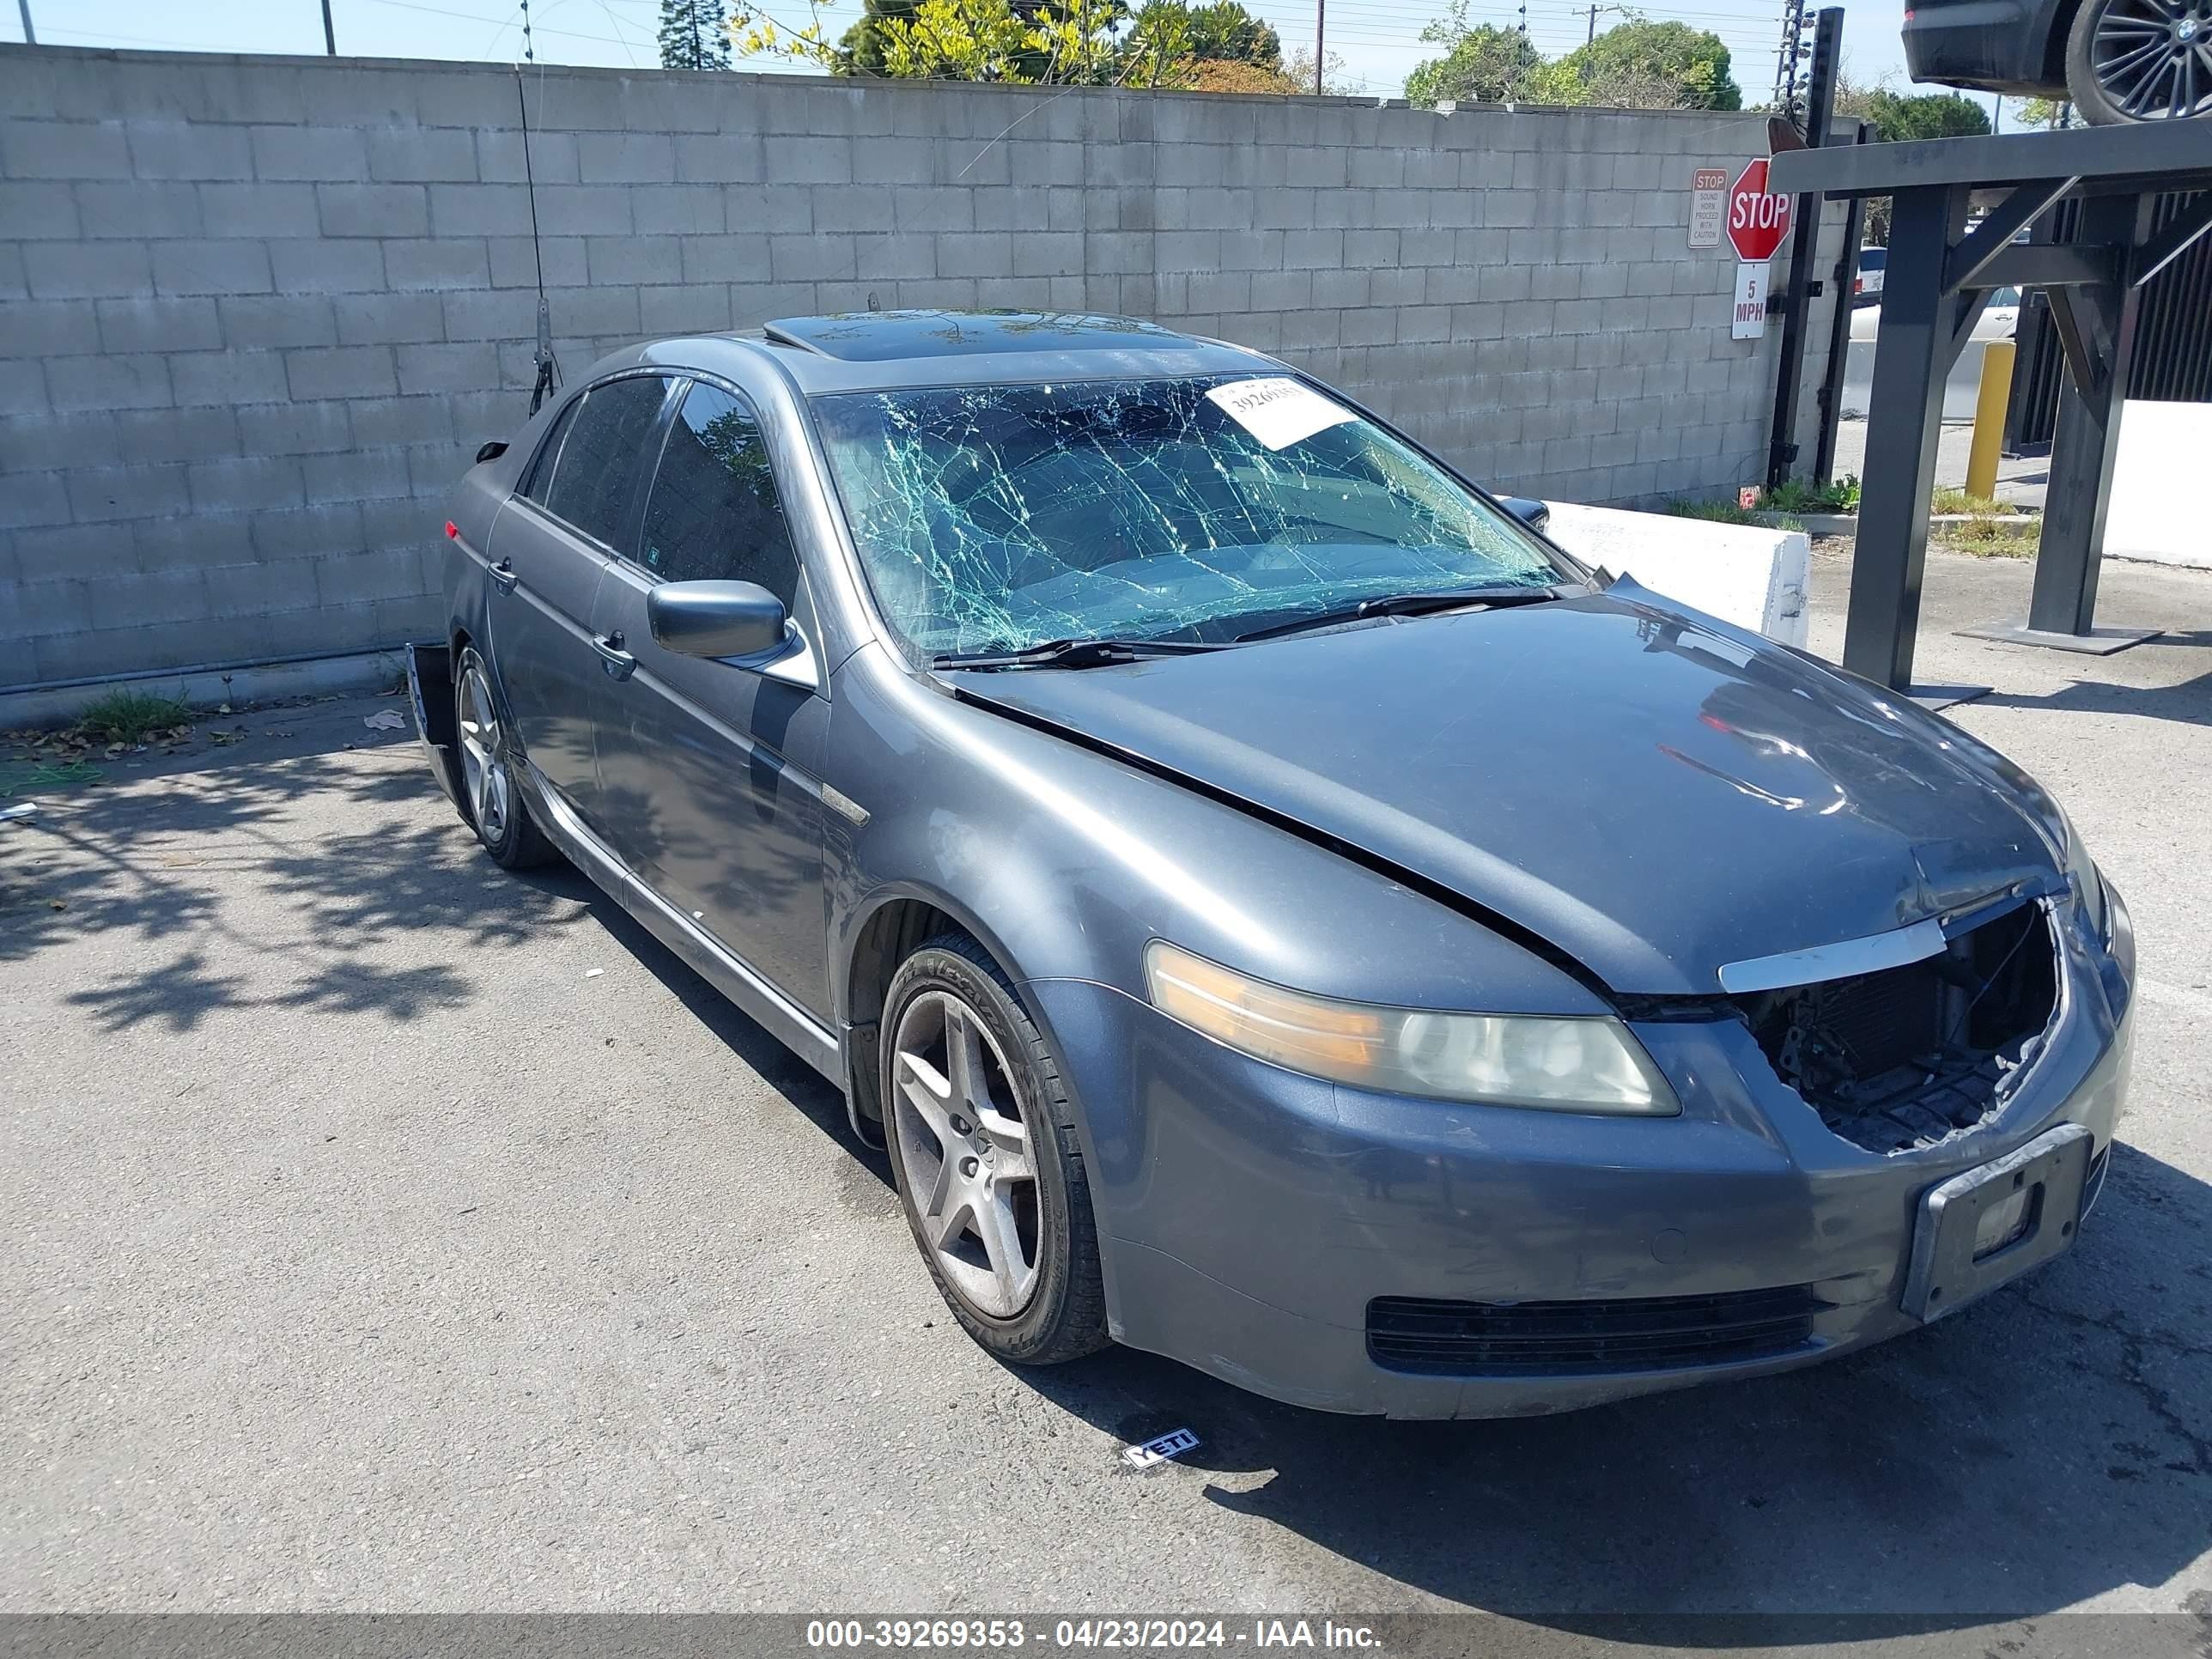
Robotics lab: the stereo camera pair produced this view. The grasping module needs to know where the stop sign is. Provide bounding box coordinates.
[1726,158,1792,263]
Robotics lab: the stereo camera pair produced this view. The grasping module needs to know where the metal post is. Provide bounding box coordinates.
[320,0,336,53]
[1843,182,1971,692]
[1812,120,1870,485]
[1965,338,2015,499]
[16,0,34,43]
[2026,192,2153,637]
[1313,0,1324,94]
[1765,7,1843,489]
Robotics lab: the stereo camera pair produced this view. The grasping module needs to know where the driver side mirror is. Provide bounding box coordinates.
[647,580,788,661]
[1502,495,1550,532]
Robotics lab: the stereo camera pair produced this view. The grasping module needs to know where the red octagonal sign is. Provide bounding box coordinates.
[1727,158,1792,263]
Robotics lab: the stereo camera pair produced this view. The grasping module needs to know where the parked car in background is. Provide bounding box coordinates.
[1851,286,2021,343]
[414,310,2134,1419]
[1854,245,1886,305]
[1904,0,2212,123]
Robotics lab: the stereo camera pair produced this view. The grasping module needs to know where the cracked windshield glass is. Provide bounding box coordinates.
[811,375,1563,659]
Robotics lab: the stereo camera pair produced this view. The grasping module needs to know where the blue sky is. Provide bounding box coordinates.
[3,0,1963,110]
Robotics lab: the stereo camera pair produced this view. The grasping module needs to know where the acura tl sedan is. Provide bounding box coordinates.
[411,310,2134,1419]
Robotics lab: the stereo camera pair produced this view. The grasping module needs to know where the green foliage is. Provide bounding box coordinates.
[1667,497,1757,525]
[76,690,193,745]
[1133,0,1279,67]
[1847,88,1992,142]
[1404,9,1540,105]
[744,0,1185,84]
[1407,9,1738,111]
[1761,474,1860,514]
[1556,17,1741,110]
[659,0,732,69]
[2018,95,2075,130]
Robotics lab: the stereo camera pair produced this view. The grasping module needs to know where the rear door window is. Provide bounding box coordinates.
[540,375,672,551]
[636,383,799,605]
[518,398,578,505]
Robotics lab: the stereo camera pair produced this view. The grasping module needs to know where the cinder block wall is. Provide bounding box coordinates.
[0,46,1846,689]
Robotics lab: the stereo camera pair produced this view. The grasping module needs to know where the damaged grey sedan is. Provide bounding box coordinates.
[411,311,2134,1418]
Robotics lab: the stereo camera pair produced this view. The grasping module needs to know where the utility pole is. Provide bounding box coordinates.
[16,0,35,45]
[1312,0,1324,94]
[320,0,336,53]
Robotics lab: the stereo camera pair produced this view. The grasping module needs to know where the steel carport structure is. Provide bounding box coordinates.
[1769,122,2212,701]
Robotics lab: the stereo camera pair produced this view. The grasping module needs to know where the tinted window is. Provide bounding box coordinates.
[519,398,578,505]
[541,376,671,550]
[638,383,799,605]
[1859,247,1886,270]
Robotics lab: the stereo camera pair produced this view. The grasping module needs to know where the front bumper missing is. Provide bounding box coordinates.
[1899,1121,2094,1322]
[405,641,465,812]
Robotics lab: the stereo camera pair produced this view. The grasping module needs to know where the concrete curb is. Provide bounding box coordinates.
[0,648,408,732]
[1783,512,2044,538]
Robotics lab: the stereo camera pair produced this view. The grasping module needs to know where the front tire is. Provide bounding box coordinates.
[2065,0,2212,124]
[453,646,556,870]
[880,934,1109,1366]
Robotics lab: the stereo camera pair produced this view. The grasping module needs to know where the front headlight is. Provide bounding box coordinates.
[1144,941,1680,1115]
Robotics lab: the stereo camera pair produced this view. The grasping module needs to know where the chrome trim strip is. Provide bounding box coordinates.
[524,762,842,1070]
[1717,915,1948,994]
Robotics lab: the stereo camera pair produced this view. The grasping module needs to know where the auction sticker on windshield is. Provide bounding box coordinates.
[1206,377,1356,451]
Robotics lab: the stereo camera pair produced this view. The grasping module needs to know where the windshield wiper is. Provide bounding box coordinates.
[932,637,1225,672]
[1232,584,1577,643]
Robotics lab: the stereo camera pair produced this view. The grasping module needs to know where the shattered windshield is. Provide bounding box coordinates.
[811,374,1564,658]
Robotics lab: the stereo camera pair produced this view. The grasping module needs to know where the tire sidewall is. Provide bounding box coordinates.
[880,945,1080,1358]
[454,645,526,864]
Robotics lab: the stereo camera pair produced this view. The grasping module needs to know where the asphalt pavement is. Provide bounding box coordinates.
[4,548,2210,1655]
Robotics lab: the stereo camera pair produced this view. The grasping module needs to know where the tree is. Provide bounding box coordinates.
[1132,0,1279,66]
[1405,8,1541,106]
[659,0,732,69]
[1841,86,1992,141]
[734,0,1190,84]
[2017,95,2075,129]
[1555,16,1741,110]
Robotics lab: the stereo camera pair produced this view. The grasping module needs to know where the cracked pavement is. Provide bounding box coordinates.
[3,547,2209,1655]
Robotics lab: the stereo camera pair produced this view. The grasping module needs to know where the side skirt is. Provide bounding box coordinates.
[521,760,848,1090]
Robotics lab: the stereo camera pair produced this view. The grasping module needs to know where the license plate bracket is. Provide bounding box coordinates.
[1900,1122,2094,1322]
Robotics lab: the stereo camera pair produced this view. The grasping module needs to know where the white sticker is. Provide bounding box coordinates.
[1122,1427,1200,1468]
[1205,377,1356,452]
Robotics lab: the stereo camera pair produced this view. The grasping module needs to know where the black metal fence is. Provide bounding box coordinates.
[2004,190,2212,453]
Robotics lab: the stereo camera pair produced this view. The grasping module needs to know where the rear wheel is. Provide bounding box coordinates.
[881,934,1109,1365]
[454,646,556,870]
[2065,0,2212,123]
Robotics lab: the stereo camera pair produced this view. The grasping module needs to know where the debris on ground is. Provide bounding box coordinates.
[363,709,408,732]
[0,801,38,822]
[1121,1428,1200,1469]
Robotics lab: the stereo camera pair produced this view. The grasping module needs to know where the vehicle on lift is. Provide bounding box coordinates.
[1904,0,2212,124]
[411,310,2135,1419]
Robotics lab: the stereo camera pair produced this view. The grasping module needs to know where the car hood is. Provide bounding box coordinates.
[943,584,2063,996]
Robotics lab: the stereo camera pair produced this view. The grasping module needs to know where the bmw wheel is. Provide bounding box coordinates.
[881,935,1109,1364]
[2066,0,2212,123]
[453,646,556,870]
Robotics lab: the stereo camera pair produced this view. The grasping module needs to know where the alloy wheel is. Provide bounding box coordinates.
[2092,0,2212,119]
[890,989,1041,1319]
[456,661,512,843]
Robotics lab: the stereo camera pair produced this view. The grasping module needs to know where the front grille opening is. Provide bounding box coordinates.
[1367,1286,1820,1376]
[1733,901,2059,1156]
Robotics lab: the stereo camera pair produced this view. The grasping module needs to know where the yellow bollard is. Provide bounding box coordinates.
[1965,338,2016,502]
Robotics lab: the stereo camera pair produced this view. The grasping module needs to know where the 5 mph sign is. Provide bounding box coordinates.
[1725,157,1793,341]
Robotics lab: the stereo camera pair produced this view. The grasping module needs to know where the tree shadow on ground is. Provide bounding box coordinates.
[3,719,592,1029]
[1012,1139,2212,1628]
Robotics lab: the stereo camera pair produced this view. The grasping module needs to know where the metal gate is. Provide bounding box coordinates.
[2005,190,2212,453]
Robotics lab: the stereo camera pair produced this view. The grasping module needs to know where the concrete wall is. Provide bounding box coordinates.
[0,45,1845,690]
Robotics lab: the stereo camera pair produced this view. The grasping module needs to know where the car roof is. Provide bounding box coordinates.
[628,309,1280,394]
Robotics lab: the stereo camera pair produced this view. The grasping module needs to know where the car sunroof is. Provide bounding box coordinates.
[761,310,1183,363]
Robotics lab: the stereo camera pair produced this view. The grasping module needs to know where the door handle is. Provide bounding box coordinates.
[592,630,636,681]
[489,558,519,594]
